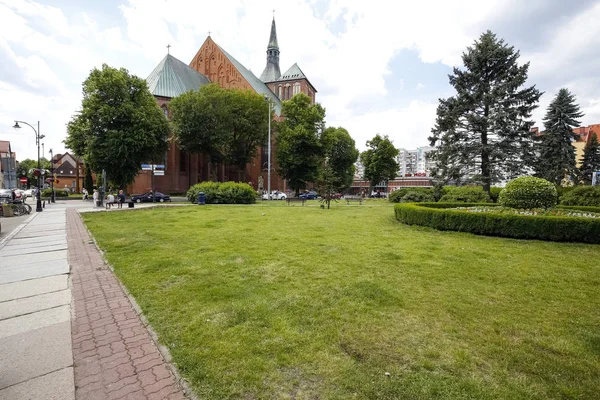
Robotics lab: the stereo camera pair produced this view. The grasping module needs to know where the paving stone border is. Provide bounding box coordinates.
[67,209,194,400]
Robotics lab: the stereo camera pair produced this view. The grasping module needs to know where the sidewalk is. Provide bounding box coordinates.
[0,204,188,400]
[0,206,73,400]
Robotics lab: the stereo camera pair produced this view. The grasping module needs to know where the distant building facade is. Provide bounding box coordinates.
[397,146,435,177]
[50,152,84,192]
[0,141,16,189]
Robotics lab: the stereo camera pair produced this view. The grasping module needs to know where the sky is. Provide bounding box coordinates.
[1,0,600,161]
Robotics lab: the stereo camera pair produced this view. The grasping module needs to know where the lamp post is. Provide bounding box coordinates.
[264,96,273,200]
[49,148,55,203]
[13,121,44,212]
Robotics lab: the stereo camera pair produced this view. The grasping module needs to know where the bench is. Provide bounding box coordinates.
[286,197,306,206]
[344,196,363,205]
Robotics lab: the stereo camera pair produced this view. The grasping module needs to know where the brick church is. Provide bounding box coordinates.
[127,18,318,195]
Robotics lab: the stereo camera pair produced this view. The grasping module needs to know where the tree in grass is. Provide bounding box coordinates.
[535,88,584,185]
[321,127,359,192]
[276,93,326,195]
[428,31,542,193]
[65,64,169,188]
[170,85,269,181]
[579,132,600,185]
[359,134,399,194]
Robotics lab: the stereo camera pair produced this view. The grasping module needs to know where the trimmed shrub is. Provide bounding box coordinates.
[394,202,600,243]
[187,182,256,204]
[439,186,491,203]
[389,187,434,203]
[42,188,69,197]
[559,186,600,207]
[401,191,435,203]
[499,177,557,209]
[489,187,502,203]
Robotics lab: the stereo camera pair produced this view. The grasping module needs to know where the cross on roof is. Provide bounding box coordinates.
[208,30,211,36]
[167,44,171,54]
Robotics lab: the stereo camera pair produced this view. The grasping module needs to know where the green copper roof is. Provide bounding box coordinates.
[146,54,210,98]
[268,18,279,49]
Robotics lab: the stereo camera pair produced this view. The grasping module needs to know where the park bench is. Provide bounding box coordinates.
[286,197,306,206]
[344,196,363,205]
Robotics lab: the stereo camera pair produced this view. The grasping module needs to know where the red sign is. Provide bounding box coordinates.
[19,177,28,184]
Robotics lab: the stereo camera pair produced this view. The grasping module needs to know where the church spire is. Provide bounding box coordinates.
[260,17,281,82]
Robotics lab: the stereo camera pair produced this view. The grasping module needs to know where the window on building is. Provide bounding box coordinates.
[293,82,301,96]
[71,181,76,187]
[278,85,282,99]
[162,105,168,118]
[180,151,187,172]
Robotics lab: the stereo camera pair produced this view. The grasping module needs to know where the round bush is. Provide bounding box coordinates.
[439,186,491,203]
[559,186,600,207]
[389,188,434,203]
[401,191,435,203]
[499,177,557,209]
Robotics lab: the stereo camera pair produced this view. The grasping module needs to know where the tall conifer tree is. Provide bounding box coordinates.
[579,132,600,185]
[535,88,584,185]
[429,31,541,193]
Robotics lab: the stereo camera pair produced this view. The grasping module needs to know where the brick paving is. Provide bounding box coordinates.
[67,209,189,400]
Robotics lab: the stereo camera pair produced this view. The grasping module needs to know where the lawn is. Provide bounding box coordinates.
[82,201,600,399]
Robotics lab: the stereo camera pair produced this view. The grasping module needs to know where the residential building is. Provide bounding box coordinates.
[397,146,435,177]
[50,152,84,192]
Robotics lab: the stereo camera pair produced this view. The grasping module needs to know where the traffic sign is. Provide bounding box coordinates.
[19,177,28,184]
[153,170,165,176]
[141,164,152,171]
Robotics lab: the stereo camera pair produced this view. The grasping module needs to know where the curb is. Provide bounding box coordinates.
[0,212,38,251]
[75,210,198,400]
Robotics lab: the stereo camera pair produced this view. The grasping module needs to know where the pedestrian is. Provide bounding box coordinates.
[82,188,88,201]
[106,192,115,209]
[118,190,126,209]
[92,189,98,207]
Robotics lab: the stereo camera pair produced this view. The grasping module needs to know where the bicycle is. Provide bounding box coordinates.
[10,201,32,216]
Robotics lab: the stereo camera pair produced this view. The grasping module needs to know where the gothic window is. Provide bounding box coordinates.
[293,82,301,96]
[285,84,291,100]
[180,151,187,172]
[161,105,168,118]
[278,85,282,99]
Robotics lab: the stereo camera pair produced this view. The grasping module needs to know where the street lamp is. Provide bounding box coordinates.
[49,148,55,203]
[264,96,273,200]
[13,121,45,212]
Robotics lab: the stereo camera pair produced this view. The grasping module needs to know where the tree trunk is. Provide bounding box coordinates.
[481,105,491,194]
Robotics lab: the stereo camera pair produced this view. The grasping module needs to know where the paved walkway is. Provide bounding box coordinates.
[0,203,189,400]
[0,206,73,400]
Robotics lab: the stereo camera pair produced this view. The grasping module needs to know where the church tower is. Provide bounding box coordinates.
[259,18,281,82]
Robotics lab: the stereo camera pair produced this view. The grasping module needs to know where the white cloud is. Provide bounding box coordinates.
[1,0,600,162]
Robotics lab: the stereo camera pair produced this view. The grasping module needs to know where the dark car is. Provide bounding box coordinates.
[299,190,318,200]
[131,191,171,203]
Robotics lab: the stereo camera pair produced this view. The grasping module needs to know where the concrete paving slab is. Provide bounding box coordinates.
[20,223,65,231]
[0,321,73,390]
[0,275,68,302]
[6,234,67,246]
[0,305,70,340]
[0,366,74,400]
[3,239,67,252]
[1,250,67,266]
[0,243,68,257]
[0,260,69,285]
[0,290,71,320]
[14,228,66,239]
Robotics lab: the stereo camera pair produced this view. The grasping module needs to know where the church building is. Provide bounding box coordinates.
[127,18,317,195]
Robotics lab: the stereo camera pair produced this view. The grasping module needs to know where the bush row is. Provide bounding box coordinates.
[394,202,600,243]
[41,188,70,197]
[389,186,494,203]
[187,182,256,204]
[559,186,600,207]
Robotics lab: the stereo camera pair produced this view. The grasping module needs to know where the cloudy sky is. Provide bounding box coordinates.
[1,0,599,161]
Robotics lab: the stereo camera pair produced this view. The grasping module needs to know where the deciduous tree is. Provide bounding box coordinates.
[276,93,326,194]
[65,64,168,188]
[321,127,359,192]
[429,31,542,193]
[359,134,399,194]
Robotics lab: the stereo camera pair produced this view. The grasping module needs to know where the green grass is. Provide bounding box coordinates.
[82,202,600,399]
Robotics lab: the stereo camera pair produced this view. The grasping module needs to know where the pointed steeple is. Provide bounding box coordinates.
[260,17,281,82]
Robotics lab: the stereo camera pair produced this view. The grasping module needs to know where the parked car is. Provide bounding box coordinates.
[0,189,12,203]
[299,190,318,200]
[131,192,171,203]
[262,190,287,200]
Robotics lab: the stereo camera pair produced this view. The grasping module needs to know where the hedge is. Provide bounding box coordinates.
[394,202,600,243]
[439,186,491,203]
[187,182,256,204]
[389,187,434,203]
[41,188,69,197]
[559,186,600,207]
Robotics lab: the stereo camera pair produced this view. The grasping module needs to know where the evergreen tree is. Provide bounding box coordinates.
[535,88,584,185]
[359,134,399,194]
[579,132,600,185]
[429,31,542,193]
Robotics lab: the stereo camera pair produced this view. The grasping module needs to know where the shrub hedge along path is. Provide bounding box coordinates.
[83,202,600,399]
[395,202,600,243]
